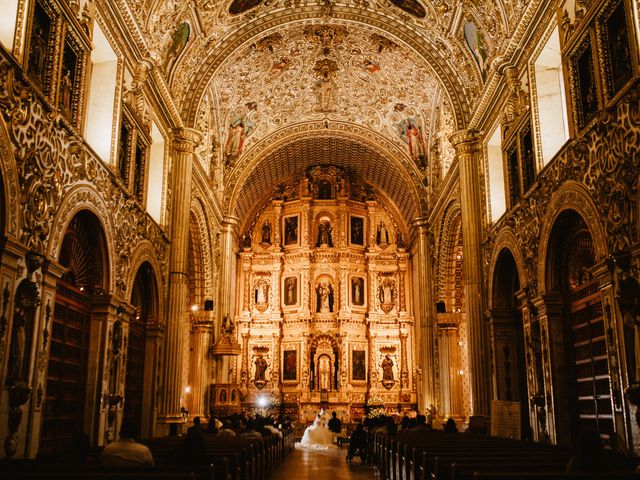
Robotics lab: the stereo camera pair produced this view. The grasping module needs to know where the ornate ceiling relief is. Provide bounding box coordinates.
[208,23,451,172]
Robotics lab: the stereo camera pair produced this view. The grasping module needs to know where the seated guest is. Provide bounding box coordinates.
[218,420,236,437]
[443,418,458,433]
[240,419,262,439]
[187,416,203,435]
[100,421,154,467]
[328,411,342,434]
[415,414,432,432]
[170,431,208,466]
[347,423,367,462]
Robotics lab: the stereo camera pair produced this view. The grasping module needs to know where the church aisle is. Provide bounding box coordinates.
[270,445,378,479]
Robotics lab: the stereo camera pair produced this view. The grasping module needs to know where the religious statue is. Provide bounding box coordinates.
[261,220,271,244]
[222,313,235,335]
[316,220,333,247]
[316,282,332,313]
[7,302,27,386]
[255,282,268,305]
[379,281,394,305]
[382,354,394,382]
[254,355,268,382]
[242,233,252,248]
[376,221,390,245]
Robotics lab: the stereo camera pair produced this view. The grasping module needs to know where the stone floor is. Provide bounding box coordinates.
[270,445,378,479]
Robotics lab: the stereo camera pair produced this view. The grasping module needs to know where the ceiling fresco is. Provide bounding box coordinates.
[120,0,530,218]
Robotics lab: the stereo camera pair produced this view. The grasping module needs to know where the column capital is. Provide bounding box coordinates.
[222,216,240,227]
[172,128,202,153]
[411,216,430,230]
[449,129,481,153]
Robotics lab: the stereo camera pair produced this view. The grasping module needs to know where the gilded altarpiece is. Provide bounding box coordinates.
[233,167,417,421]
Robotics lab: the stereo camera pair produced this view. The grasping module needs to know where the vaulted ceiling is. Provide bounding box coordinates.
[121,0,527,221]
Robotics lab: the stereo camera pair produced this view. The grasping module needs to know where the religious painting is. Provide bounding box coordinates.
[224,114,255,165]
[283,276,298,306]
[350,216,364,245]
[283,215,299,246]
[397,117,427,168]
[352,349,366,381]
[229,0,263,15]
[601,0,634,97]
[219,388,228,403]
[283,349,297,382]
[163,22,190,75]
[390,0,427,18]
[59,43,78,121]
[463,22,488,78]
[572,36,599,129]
[351,277,365,307]
[27,1,52,91]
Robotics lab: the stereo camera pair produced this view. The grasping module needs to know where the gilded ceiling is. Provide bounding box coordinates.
[120,0,528,220]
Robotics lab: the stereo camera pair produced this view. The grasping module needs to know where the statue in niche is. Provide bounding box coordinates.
[256,283,266,304]
[382,355,394,382]
[242,232,252,248]
[316,282,333,313]
[376,221,390,245]
[318,180,332,199]
[222,313,235,335]
[254,355,268,382]
[261,220,271,244]
[7,302,27,386]
[318,355,331,391]
[316,220,333,247]
[379,281,394,305]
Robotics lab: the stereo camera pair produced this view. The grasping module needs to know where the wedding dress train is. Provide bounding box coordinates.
[296,410,336,450]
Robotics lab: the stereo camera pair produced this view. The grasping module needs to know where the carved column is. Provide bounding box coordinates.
[533,294,563,445]
[412,218,436,412]
[366,201,377,249]
[272,201,283,248]
[159,127,201,424]
[450,130,491,416]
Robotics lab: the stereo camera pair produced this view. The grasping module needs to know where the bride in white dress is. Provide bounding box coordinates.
[297,409,336,449]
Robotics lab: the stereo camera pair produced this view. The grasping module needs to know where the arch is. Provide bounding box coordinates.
[0,115,21,238]
[189,198,215,300]
[126,241,164,312]
[487,228,527,310]
[179,10,471,130]
[537,182,608,294]
[436,201,463,312]
[41,209,110,453]
[46,185,115,294]
[125,260,160,439]
[227,121,424,223]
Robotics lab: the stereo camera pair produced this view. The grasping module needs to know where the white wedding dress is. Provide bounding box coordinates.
[296,410,336,449]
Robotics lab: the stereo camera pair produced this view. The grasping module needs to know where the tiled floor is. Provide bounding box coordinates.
[271,445,378,479]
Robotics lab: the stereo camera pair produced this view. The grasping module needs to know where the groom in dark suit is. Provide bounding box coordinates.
[328,411,342,433]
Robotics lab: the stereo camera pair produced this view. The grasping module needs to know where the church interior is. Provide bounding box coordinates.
[0,0,639,473]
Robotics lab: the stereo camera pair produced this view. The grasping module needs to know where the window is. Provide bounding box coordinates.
[532,26,569,166]
[486,124,506,222]
[84,22,118,163]
[0,0,19,51]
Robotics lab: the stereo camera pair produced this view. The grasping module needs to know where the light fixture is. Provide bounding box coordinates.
[191,304,198,312]
[184,385,191,394]
[257,396,268,407]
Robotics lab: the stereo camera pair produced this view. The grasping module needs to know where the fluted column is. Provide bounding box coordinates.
[450,130,491,416]
[159,127,201,423]
[412,218,435,411]
[189,318,213,417]
[218,216,239,327]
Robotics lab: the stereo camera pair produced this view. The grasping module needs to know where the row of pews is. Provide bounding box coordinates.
[2,430,294,480]
[368,430,639,480]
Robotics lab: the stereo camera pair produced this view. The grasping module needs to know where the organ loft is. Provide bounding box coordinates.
[0,0,639,463]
